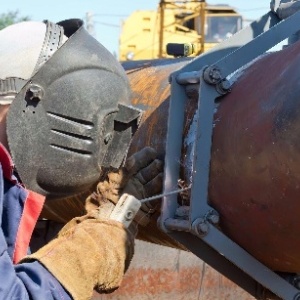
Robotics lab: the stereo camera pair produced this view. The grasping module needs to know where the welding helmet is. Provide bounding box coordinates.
[2,19,141,197]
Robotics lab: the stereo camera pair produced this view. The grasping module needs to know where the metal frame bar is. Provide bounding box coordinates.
[160,10,281,229]
[160,8,300,300]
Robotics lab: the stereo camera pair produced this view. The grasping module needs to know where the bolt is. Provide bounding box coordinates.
[220,79,231,91]
[27,84,44,101]
[210,68,221,81]
[197,222,209,235]
[192,218,209,237]
[203,65,222,85]
[175,206,190,220]
[216,79,231,95]
[207,211,220,225]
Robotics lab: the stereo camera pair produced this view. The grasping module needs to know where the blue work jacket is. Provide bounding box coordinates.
[0,144,72,300]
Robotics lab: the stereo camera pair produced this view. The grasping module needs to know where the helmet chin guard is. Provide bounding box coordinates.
[6,21,142,198]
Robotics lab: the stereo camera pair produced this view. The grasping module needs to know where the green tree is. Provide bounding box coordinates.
[0,11,30,30]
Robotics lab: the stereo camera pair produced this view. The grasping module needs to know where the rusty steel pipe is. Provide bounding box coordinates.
[209,41,300,273]
[43,40,300,273]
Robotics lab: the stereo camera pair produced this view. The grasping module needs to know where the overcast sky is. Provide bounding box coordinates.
[1,1,271,55]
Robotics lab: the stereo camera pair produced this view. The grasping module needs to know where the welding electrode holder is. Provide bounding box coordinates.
[109,194,142,228]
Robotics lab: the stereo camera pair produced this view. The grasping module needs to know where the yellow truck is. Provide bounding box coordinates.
[119,1,243,61]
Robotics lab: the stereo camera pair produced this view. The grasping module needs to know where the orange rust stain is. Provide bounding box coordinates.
[95,266,254,300]
[128,65,172,110]
[118,267,201,295]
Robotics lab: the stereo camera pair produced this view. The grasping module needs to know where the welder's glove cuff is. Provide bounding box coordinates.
[20,218,134,300]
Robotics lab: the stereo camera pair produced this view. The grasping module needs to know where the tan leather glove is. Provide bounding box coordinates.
[21,160,142,300]
[21,216,134,300]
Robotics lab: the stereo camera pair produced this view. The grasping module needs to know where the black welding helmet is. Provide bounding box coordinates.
[5,19,142,197]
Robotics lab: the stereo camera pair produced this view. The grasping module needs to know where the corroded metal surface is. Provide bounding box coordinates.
[209,41,300,272]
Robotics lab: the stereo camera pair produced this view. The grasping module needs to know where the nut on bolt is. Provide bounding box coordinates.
[197,222,209,234]
[27,84,44,101]
[216,79,231,95]
[192,218,209,237]
[207,210,220,225]
[203,65,222,85]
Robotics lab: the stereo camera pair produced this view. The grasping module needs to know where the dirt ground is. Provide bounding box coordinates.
[94,240,256,300]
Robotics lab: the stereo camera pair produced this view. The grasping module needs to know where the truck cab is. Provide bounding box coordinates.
[119,3,243,61]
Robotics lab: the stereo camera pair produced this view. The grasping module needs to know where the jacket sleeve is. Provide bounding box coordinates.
[0,230,72,300]
[0,156,72,300]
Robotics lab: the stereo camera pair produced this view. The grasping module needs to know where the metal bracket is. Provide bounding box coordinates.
[160,8,300,300]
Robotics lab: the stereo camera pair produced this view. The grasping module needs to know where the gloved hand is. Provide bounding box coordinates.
[54,146,164,238]
[87,147,164,225]
[21,217,134,300]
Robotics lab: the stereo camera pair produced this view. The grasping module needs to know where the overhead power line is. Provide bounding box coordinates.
[239,7,269,12]
[94,21,120,28]
[93,13,128,18]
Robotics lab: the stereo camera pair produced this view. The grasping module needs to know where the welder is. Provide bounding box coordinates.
[0,19,163,299]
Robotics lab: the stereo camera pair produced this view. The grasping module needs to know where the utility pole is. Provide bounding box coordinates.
[199,0,206,54]
[86,11,95,37]
[158,0,165,58]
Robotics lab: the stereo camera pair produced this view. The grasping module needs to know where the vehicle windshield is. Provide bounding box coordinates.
[205,16,242,42]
